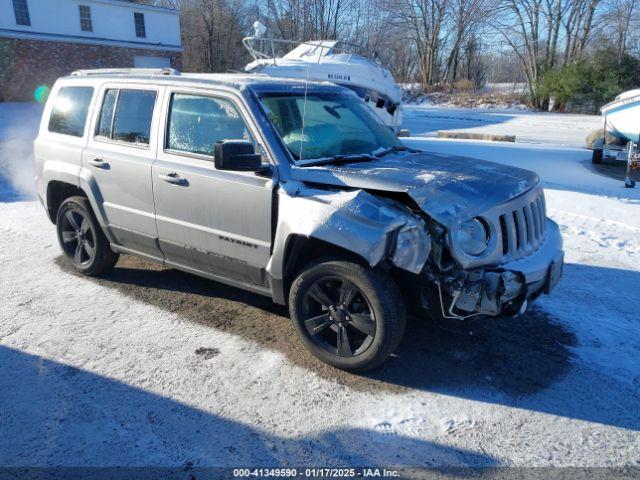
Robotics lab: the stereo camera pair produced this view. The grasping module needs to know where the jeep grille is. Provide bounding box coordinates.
[498,189,547,260]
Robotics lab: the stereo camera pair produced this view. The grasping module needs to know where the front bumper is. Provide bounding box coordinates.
[431,219,564,318]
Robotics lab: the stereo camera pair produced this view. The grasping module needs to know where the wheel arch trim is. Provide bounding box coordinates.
[44,173,116,244]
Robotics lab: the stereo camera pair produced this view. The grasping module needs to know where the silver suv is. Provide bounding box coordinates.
[35,69,564,371]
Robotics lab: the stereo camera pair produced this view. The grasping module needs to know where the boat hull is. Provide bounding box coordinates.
[601,92,640,143]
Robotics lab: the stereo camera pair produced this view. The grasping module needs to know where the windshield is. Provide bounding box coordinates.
[259,92,402,165]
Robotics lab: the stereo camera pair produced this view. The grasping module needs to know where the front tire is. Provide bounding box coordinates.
[56,196,119,276]
[289,260,406,371]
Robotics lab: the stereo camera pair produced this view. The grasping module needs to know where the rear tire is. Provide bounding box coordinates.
[56,196,119,276]
[289,259,405,371]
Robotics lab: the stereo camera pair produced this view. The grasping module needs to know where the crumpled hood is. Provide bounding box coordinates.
[290,151,539,228]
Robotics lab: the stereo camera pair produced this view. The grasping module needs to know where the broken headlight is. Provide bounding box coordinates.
[453,218,489,256]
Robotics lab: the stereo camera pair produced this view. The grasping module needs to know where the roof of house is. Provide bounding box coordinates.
[104,0,180,13]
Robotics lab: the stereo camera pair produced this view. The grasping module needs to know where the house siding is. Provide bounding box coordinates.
[0,0,182,101]
[0,0,181,48]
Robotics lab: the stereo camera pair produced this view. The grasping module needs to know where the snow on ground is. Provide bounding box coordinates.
[403,104,601,147]
[0,103,41,200]
[0,102,639,468]
[481,83,528,95]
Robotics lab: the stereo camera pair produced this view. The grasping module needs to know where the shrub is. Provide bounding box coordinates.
[537,48,640,113]
[453,79,475,92]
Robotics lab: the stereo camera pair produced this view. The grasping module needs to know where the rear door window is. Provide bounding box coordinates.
[95,88,157,146]
[48,86,94,137]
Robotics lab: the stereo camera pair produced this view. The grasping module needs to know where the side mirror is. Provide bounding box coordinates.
[214,140,262,171]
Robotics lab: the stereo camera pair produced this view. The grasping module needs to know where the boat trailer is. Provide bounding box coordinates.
[624,141,638,188]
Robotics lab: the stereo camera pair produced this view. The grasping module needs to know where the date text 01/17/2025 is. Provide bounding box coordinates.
[232,467,401,477]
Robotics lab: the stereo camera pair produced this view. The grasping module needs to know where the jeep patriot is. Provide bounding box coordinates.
[35,69,564,371]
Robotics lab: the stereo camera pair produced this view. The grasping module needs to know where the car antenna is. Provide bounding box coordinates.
[299,61,310,162]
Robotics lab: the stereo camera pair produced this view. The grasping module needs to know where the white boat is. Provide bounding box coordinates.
[600,88,640,188]
[601,89,640,143]
[243,23,403,133]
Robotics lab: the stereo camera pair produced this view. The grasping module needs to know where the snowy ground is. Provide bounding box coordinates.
[0,103,40,200]
[0,102,639,469]
[403,104,601,147]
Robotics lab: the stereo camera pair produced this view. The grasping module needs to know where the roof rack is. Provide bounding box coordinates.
[70,68,181,77]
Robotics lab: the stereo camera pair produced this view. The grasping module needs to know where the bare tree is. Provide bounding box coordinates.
[149,0,631,104]
[260,0,356,40]
[492,0,601,105]
[383,0,448,87]
[179,0,252,72]
[261,0,310,39]
[597,0,639,60]
[443,0,493,83]
[561,0,601,64]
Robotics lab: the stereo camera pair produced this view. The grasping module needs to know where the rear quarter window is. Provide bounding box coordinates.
[48,86,94,137]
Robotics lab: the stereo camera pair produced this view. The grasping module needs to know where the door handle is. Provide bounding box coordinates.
[158,172,188,186]
[87,158,109,169]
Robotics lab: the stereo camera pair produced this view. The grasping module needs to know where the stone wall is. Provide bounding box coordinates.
[0,37,182,101]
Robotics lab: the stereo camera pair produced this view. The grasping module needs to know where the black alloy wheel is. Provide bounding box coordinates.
[302,276,376,358]
[289,260,405,371]
[56,196,119,276]
[59,208,97,268]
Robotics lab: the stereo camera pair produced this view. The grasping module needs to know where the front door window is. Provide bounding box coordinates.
[166,93,254,157]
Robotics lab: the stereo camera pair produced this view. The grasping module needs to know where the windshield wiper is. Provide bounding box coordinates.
[374,146,420,158]
[299,154,376,167]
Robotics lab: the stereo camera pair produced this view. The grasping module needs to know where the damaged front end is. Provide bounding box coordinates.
[272,175,563,319]
[415,191,565,320]
[271,184,432,279]
[423,267,527,320]
[420,254,563,320]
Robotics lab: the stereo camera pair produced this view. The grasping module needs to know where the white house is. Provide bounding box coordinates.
[0,0,182,100]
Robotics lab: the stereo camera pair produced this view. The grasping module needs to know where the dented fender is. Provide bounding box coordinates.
[267,184,431,282]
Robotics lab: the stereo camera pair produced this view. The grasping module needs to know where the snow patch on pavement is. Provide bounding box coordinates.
[539,189,640,386]
[403,104,601,147]
[0,103,42,199]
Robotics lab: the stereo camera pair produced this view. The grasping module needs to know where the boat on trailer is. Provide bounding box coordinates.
[601,89,640,142]
[242,22,404,134]
[600,89,640,188]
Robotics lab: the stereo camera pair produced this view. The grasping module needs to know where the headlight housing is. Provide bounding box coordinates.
[453,218,489,256]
